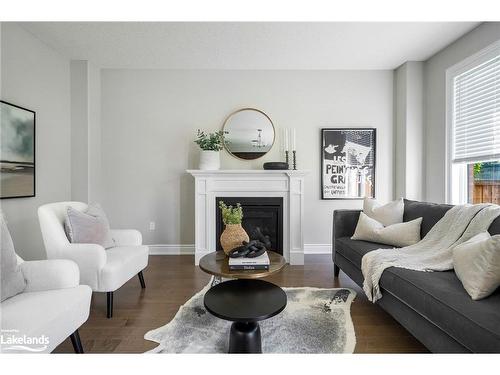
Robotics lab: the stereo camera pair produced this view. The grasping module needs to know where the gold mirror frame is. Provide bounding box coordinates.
[221,108,276,161]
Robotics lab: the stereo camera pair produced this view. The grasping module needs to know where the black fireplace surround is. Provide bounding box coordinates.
[216,197,283,255]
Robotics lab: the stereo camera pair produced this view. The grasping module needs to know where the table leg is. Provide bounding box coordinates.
[228,321,262,354]
[210,276,222,288]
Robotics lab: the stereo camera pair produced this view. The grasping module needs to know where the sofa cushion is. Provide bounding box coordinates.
[363,197,404,226]
[403,199,453,238]
[1,285,91,353]
[351,212,422,247]
[335,237,393,268]
[453,232,500,300]
[380,267,500,352]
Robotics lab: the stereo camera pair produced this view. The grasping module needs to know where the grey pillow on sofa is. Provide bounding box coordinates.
[64,203,115,249]
[1,212,26,302]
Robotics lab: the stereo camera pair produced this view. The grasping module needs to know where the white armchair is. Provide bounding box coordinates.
[1,258,91,353]
[38,202,149,318]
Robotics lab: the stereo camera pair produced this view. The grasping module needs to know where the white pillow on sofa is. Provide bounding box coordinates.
[453,232,500,300]
[351,212,422,247]
[363,197,404,226]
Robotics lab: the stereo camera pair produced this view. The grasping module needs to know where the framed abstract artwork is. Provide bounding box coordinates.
[1,100,36,199]
[321,128,376,200]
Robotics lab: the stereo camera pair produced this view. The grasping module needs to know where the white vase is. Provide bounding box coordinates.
[199,150,221,170]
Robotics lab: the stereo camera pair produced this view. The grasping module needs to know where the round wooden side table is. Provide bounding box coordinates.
[199,250,286,286]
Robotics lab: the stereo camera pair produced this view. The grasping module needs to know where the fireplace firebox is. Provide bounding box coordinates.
[215,197,283,255]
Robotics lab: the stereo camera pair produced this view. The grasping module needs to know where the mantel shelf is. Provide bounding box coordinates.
[187,169,310,177]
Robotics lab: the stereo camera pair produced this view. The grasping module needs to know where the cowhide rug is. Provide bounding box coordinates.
[145,282,356,353]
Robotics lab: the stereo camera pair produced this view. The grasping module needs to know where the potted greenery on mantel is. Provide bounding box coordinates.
[194,129,224,170]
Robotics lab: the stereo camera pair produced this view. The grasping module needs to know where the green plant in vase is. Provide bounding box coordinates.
[194,129,224,170]
[194,130,224,151]
[218,200,248,255]
[219,201,243,224]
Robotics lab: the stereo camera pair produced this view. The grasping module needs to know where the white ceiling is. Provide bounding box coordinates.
[19,22,480,70]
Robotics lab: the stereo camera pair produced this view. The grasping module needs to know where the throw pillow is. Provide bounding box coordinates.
[1,212,26,302]
[351,212,422,247]
[363,197,404,226]
[64,203,115,249]
[453,232,500,300]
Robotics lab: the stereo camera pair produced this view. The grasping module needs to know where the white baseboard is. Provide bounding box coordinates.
[148,244,195,255]
[304,244,331,255]
[148,244,331,255]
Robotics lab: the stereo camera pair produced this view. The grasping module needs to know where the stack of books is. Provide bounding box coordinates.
[228,251,270,270]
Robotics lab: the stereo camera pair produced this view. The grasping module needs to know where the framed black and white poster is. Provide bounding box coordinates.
[321,128,376,200]
[1,100,36,199]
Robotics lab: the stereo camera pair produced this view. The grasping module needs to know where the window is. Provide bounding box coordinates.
[447,41,500,204]
[467,161,500,204]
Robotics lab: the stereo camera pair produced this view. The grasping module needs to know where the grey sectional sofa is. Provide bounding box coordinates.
[332,199,500,353]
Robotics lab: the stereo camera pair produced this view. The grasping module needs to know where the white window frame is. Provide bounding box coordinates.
[445,40,500,204]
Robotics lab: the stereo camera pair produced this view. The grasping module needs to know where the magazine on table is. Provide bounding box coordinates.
[229,251,270,270]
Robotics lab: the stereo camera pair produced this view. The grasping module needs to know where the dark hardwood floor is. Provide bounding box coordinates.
[54,254,428,353]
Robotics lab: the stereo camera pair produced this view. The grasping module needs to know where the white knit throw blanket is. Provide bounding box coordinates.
[361,204,500,302]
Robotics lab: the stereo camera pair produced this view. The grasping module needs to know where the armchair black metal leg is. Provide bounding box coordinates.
[106,291,113,318]
[138,271,146,289]
[70,330,84,353]
[334,264,340,277]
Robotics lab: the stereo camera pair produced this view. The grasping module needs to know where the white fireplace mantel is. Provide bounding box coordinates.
[187,169,309,265]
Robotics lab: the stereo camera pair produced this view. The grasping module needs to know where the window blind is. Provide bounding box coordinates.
[452,54,500,164]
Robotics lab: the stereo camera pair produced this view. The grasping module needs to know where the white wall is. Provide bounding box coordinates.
[424,23,500,203]
[394,64,407,199]
[1,23,71,260]
[100,69,394,248]
[394,61,424,200]
[88,63,102,202]
[405,62,424,200]
[69,60,102,203]
[70,60,89,201]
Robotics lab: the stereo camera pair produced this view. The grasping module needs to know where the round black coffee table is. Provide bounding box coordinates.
[204,278,287,353]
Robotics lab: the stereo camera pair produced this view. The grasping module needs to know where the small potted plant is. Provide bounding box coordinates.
[219,201,249,255]
[194,129,224,170]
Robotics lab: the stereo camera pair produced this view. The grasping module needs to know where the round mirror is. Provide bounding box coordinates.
[222,108,275,160]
